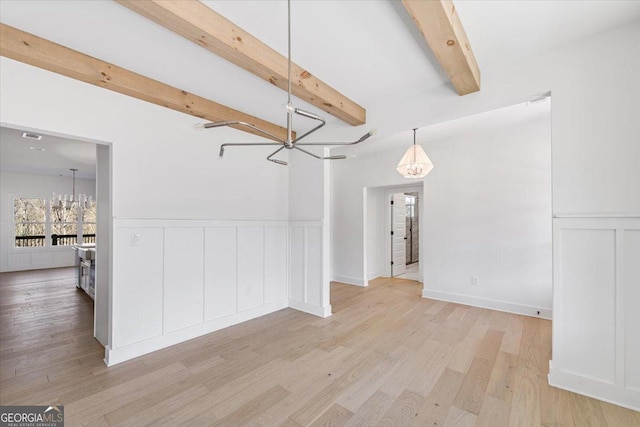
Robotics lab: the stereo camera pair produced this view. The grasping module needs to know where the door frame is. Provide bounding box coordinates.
[361,183,424,286]
[1,121,113,350]
[383,186,423,279]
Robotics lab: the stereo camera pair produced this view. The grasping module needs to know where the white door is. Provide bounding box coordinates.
[391,193,406,276]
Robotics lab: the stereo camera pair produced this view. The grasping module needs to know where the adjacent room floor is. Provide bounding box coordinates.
[1,269,638,426]
[396,262,420,282]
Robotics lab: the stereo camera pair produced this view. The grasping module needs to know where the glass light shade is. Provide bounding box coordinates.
[396,144,433,178]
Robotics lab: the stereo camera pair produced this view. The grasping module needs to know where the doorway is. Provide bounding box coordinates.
[390,191,421,281]
[0,124,112,349]
[363,184,423,285]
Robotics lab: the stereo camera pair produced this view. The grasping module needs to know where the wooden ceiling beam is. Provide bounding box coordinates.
[116,0,366,126]
[0,23,291,141]
[402,0,480,95]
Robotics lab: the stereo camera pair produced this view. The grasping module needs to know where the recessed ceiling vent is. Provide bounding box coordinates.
[22,132,42,141]
[527,92,551,106]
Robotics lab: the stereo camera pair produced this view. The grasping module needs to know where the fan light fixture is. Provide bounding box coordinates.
[396,128,433,179]
[193,0,375,165]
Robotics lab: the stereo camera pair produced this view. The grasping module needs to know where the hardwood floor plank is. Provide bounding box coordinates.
[453,356,495,415]
[215,385,291,427]
[486,351,518,404]
[309,403,354,427]
[443,405,477,427]
[2,268,637,426]
[476,394,511,427]
[412,368,465,427]
[346,391,395,427]
[375,389,423,427]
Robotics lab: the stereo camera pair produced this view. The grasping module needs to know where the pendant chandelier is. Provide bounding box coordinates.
[52,168,92,211]
[193,0,375,165]
[396,128,433,179]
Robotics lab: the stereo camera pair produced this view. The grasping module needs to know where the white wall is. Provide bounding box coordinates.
[0,171,96,272]
[333,102,553,319]
[331,21,640,409]
[365,187,385,281]
[0,56,291,365]
[419,106,552,317]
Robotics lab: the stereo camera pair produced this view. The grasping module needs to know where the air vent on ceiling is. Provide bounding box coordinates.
[22,132,42,141]
[527,92,551,106]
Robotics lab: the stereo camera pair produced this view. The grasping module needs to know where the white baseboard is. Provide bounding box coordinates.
[332,274,366,287]
[367,271,382,281]
[421,288,552,319]
[549,363,640,411]
[105,299,288,366]
[289,299,332,318]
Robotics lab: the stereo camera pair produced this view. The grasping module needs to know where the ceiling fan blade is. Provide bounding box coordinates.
[295,129,377,146]
[219,142,284,157]
[267,146,288,165]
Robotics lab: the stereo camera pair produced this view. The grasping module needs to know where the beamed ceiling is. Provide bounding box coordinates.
[1,0,639,146]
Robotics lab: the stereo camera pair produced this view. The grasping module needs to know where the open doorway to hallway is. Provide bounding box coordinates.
[363,184,424,285]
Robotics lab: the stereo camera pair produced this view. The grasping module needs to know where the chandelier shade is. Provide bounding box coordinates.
[396,128,433,179]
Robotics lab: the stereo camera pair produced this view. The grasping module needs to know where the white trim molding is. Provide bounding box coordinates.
[332,274,367,287]
[550,216,640,411]
[421,288,552,319]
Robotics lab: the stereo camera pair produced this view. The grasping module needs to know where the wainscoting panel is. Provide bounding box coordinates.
[237,227,265,312]
[5,247,75,271]
[264,226,288,303]
[112,226,164,348]
[289,221,331,317]
[107,219,290,366]
[164,227,204,333]
[623,230,640,392]
[306,226,323,307]
[289,226,305,303]
[204,227,237,321]
[550,216,640,411]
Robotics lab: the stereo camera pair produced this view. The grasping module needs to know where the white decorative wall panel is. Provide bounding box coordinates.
[623,230,640,391]
[289,221,330,317]
[306,226,323,307]
[237,227,265,312]
[290,226,305,303]
[108,219,289,365]
[204,227,237,321]
[164,227,204,333]
[113,226,164,348]
[264,226,288,303]
[550,217,640,411]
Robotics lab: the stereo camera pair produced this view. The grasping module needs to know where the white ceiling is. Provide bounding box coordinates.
[0,0,638,173]
[0,127,96,179]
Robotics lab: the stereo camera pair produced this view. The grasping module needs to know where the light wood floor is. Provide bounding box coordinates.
[1,269,638,426]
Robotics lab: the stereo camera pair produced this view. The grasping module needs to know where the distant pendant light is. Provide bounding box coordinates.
[396,128,433,178]
[52,168,93,211]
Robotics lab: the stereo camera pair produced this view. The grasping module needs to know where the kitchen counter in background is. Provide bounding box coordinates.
[74,244,95,299]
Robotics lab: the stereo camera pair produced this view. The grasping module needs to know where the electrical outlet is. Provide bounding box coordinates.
[471,276,479,286]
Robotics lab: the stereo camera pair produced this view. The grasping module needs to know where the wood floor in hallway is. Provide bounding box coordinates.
[1,269,638,426]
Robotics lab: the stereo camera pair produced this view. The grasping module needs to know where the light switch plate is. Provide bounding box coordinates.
[131,233,142,246]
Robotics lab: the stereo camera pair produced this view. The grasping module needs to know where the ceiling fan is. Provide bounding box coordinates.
[194,0,376,165]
